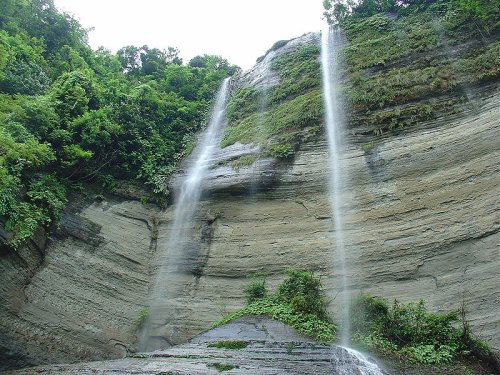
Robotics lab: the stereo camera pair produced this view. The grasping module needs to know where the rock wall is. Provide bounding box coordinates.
[155,90,499,351]
[0,200,158,370]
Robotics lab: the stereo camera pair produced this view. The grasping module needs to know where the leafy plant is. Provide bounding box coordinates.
[276,269,329,321]
[213,269,336,341]
[244,276,267,304]
[134,307,149,326]
[350,294,493,366]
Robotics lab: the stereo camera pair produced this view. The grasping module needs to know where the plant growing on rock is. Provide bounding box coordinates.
[134,307,149,326]
[208,340,249,349]
[244,275,267,304]
[214,269,336,341]
[350,294,494,366]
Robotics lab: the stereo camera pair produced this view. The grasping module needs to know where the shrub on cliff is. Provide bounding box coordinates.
[214,269,336,341]
[350,294,493,366]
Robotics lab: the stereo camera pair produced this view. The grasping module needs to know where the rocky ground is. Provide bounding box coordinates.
[3,317,496,375]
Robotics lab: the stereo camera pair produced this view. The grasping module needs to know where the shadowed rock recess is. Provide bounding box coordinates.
[0,26,499,374]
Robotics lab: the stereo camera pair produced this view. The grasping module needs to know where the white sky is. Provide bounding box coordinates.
[53,0,325,70]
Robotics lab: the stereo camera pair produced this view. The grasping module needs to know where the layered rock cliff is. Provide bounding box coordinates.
[1,15,498,372]
[0,199,159,369]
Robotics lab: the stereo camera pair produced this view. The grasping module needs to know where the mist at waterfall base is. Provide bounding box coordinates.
[139,78,230,351]
[321,26,384,375]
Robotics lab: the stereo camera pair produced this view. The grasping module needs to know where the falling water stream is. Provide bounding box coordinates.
[321,25,350,346]
[321,26,384,375]
[139,78,230,351]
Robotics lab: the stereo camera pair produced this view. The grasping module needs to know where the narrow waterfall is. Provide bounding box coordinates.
[322,26,385,375]
[249,65,271,195]
[139,78,230,351]
[321,26,350,345]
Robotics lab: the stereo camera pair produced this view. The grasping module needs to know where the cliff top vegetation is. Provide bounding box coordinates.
[223,0,498,156]
[0,0,238,250]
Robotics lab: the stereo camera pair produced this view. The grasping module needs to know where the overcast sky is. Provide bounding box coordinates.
[53,0,326,70]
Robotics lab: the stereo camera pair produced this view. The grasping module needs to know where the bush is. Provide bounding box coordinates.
[244,276,267,304]
[350,294,492,365]
[214,269,335,341]
[277,269,329,321]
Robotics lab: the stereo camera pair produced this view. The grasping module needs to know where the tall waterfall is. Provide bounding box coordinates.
[139,78,230,351]
[322,25,384,375]
[321,26,350,345]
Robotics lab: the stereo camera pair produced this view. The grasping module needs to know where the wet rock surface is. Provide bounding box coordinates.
[4,317,385,375]
[152,91,499,351]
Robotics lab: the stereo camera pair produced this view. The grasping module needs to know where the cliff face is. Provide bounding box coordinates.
[1,25,499,371]
[0,200,158,369]
[154,90,499,350]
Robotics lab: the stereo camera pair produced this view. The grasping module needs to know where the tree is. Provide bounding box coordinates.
[0,30,50,95]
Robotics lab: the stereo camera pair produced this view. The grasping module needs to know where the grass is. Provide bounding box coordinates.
[221,89,323,158]
[222,44,322,158]
[207,340,249,349]
[229,154,258,171]
[208,362,236,372]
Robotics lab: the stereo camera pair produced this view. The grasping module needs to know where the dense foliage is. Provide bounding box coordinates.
[350,294,492,365]
[214,270,336,341]
[323,0,498,30]
[224,0,498,161]
[0,0,238,249]
[339,0,499,137]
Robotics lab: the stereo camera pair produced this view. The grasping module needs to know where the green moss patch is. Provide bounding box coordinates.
[207,340,249,349]
[208,362,236,372]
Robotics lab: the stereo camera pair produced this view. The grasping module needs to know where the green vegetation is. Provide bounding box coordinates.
[221,89,323,157]
[335,0,499,135]
[244,275,267,304]
[350,294,493,366]
[0,0,238,250]
[127,353,150,359]
[134,307,149,326]
[324,0,498,34]
[214,269,336,341]
[222,44,322,158]
[207,340,249,349]
[208,363,236,372]
[225,0,499,155]
[255,39,290,63]
[229,154,258,171]
[268,45,321,104]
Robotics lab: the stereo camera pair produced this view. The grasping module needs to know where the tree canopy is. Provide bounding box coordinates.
[323,0,498,29]
[0,0,239,250]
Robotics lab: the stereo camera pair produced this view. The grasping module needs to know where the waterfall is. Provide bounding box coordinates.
[321,25,350,346]
[249,64,271,195]
[322,26,385,375]
[139,78,231,351]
